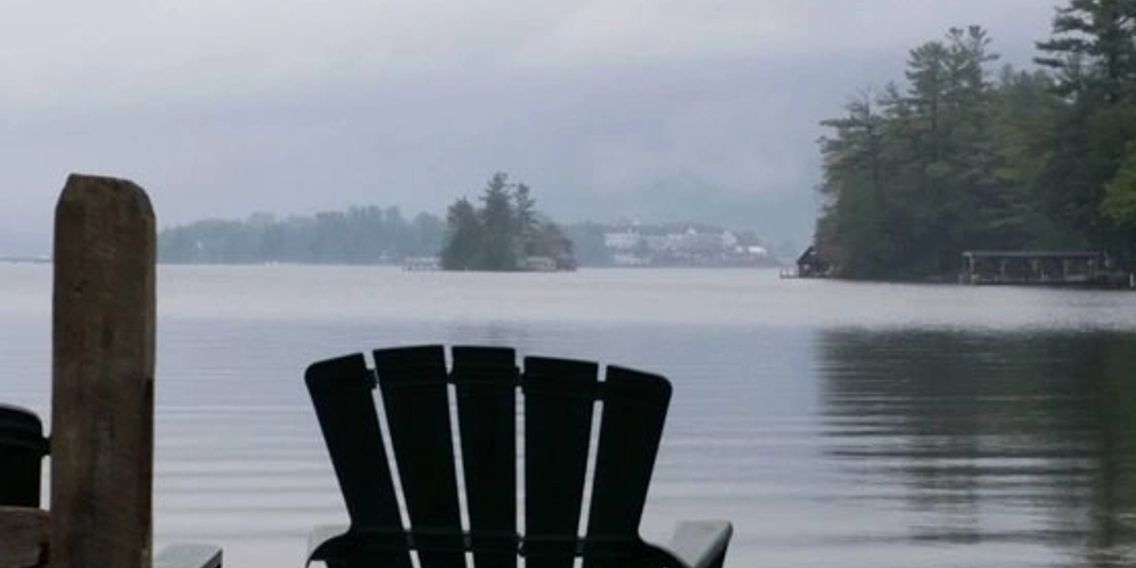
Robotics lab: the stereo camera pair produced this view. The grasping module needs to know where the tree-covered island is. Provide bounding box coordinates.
[815,1,1136,281]
[441,173,575,271]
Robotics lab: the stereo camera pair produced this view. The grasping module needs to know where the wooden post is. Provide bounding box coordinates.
[51,175,156,568]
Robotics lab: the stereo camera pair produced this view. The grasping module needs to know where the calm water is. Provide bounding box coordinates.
[2,265,1135,567]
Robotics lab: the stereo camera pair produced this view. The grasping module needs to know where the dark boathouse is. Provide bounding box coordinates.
[796,246,831,278]
[959,251,1129,287]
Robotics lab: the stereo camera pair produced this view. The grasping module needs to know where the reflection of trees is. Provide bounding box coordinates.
[1079,336,1136,567]
[817,330,1136,563]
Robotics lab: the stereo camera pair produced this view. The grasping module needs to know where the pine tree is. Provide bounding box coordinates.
[1033,0,1136,248]
[440,198,482,270]
[514,183,538,255]
[1036,0,1136,102]
[479,172,519,270]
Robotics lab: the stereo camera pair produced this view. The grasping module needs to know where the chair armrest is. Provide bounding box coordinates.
[154,544,223,568]
[0,507,48,568]
[666,521,733,568]
[307,524,350,562]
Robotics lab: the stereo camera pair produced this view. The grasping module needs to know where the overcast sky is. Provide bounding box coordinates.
[1,0,1062,252]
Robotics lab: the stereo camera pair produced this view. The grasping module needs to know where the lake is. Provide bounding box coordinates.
[2,265,1135,567]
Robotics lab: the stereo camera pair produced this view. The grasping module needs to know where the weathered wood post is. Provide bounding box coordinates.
[51,174,156,568]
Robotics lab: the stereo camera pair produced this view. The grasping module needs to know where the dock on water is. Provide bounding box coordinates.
[960,251,1134,288]
[403,256,441,271]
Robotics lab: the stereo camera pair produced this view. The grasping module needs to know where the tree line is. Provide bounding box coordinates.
[441,173,575,270]
[157,172,578,268]
[159,207,444,264]
[816,0,1136,280]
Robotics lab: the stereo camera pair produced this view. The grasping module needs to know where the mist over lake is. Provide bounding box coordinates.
[8,1,1136,567]
[3,264,1135,567]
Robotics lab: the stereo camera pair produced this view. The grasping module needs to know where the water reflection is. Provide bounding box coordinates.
[818,331,1136,566]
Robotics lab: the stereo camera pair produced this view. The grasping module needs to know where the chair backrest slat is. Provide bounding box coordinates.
[306,354,412,568]
[583,366,673,568]
[374,346,464,568]
[452,346,519,568]
[523,356,599,568]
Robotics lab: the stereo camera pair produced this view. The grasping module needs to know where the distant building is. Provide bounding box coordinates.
[600,223,778,267]
[796,246,830,278]
[612,253,649,267]
[745,245,768,258]
[603,230,640,251]
[721,231,739,248]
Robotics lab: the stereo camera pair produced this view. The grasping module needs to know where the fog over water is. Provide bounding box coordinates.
[3,265,1135,567]
[2,3,1126,563]
[0,1,1061,253]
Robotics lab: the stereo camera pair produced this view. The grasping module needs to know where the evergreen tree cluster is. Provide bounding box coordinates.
[817,2,1136,279]
[159,206,443,264]
[441,173,575,271]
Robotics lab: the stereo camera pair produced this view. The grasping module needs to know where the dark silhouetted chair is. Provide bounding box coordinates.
[0,404,49,508]
[0,404,222,568]
[305,345,732,568]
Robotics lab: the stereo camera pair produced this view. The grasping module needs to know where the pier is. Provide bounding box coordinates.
[403,256,441,271]
[960,251,1133,288]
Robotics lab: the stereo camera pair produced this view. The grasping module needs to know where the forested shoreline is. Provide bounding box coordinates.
[157,172,779,268]
[156,210,766,268]
[816,1,1136,280]
[157,173,578,268]
[159,207,445,264]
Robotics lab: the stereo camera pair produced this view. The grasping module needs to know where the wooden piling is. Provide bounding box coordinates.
[50,174,156,568]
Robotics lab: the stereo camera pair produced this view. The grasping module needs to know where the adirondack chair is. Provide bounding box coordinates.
[305,345,733,568]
